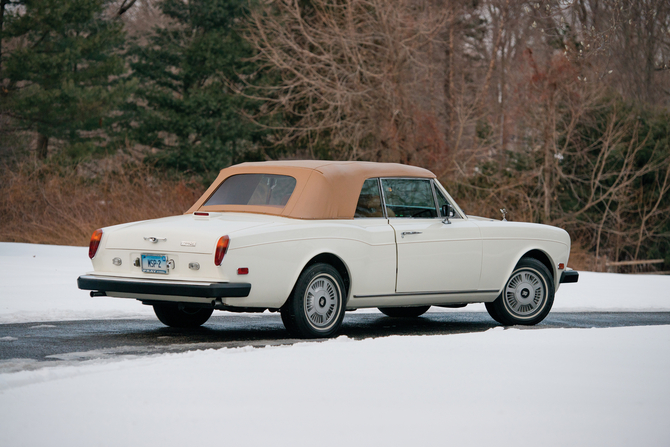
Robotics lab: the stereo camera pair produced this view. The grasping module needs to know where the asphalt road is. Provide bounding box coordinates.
[2,311,670,371]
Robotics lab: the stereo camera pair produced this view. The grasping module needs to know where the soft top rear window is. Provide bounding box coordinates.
[204,174,297,207]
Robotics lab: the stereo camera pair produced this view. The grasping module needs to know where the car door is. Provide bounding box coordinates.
[381,178,483,294]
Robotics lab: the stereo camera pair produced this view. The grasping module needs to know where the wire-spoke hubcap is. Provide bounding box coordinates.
[304,274,340,329]
[504,269,546,317]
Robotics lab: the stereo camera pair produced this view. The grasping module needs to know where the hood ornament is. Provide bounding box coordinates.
[144,236,167,243]
[500,209,507,221]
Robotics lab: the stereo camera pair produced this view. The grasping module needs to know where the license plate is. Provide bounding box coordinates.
[141,254,169,274]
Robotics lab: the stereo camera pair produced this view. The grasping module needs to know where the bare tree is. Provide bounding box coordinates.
[244,0,453,162]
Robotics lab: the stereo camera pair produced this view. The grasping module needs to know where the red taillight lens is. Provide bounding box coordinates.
[214,236,230,266]
[89,229,103,259]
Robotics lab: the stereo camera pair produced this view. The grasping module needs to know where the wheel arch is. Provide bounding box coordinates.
[518,249,557,286]
[303,253,351,301]
[282,252,351,310]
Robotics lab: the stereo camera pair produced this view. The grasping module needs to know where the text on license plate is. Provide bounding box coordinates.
[141,254,169,274]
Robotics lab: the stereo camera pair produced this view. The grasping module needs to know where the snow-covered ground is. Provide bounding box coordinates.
[1,242,669,446]
[2,326,669,446]
[0,242,156,323]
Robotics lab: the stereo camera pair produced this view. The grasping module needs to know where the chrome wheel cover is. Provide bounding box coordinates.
[503,268,547,318]
[303,274,341,330]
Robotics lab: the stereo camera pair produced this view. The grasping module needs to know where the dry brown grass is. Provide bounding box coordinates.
[563,241,597,272]
[0,162,204,246]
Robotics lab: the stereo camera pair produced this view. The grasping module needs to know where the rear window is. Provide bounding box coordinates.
[204,174,297,207]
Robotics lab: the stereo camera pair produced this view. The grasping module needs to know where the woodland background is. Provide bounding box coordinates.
[1,0,669,272]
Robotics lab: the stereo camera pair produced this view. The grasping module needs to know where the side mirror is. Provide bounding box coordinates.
[441,204,454,218]
[441,204,454,224]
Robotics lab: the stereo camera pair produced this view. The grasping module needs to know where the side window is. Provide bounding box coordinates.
[381,179,437,218]
[435,185,461,219]
[355,178,383,218]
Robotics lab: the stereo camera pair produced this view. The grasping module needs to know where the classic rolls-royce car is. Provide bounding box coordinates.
[78,160,578,338]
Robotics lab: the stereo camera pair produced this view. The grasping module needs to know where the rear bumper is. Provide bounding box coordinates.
[77,275,251,298]
[559,270,579,284]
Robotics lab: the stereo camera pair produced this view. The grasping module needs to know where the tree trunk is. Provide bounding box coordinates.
[0,0,7,73]
[542,94,555,224]
[445,17,454,149]
[37,134,49,159]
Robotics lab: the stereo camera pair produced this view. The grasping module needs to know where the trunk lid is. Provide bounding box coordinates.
[103,213,271,254]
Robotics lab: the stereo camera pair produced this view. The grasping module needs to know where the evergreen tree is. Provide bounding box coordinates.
[125,0,267,178]
[0,0,131,159]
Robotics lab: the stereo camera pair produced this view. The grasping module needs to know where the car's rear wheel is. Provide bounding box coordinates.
[378,306,430,318]
[281,263,346,338]
[153,303,213,328]
[486,258,554,326]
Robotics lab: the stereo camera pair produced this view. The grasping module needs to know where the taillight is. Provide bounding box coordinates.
[214,236,230,266]
[89,229,103,259]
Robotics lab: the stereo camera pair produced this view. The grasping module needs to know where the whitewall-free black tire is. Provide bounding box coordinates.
[153,303,213,328]
[378,306,431,318]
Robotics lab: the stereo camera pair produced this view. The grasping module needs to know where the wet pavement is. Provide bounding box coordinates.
[1,311,669,371]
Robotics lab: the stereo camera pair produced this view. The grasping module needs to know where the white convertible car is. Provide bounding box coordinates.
[78,160,578,337]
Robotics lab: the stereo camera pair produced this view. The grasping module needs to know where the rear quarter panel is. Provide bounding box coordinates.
[220,218,396,308]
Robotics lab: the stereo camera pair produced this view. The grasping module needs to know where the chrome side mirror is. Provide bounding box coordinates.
[441,204,454,224]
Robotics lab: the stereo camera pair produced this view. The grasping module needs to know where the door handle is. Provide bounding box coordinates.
[401,231,422,238]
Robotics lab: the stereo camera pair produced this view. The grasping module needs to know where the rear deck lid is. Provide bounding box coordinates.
[103,213,270,254]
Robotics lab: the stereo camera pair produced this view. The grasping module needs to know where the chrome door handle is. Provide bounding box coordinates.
[401,231,422,238]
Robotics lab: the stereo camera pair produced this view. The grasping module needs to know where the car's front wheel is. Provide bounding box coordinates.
[378,306,431,318]
[281,263,346,338]
[485,258,554,326]
[153,303,213,328]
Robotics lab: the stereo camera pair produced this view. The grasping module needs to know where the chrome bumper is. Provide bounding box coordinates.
[77,275,251,298]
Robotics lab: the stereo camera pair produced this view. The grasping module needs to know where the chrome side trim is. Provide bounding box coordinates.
[353,289,499,299]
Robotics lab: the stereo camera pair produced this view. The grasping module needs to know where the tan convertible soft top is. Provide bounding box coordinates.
[186,160,436,219]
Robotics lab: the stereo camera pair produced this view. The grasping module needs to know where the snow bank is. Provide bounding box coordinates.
[0,243,154,323]
[1,325,669,446]
[1,242,669,324]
